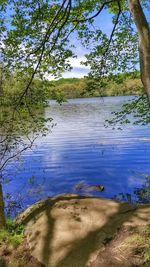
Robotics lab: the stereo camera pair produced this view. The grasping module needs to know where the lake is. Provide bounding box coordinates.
[3,96,150,214]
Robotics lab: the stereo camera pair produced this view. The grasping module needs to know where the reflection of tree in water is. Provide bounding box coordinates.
[114,174,150,204]
[5,173,150,217]
[134,175,150,203]
[4,175,47,217]
[0,104,53,222]
[0,106,52,172]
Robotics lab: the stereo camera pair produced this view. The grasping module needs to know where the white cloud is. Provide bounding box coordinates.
[68,56,89,70]
[63,56,90,78]
[45,56,90,80]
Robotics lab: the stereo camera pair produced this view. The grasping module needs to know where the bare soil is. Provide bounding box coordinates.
[90,225,150,267]
[0,226,150,267]
[0,239,45,267]
[7,195,150,267]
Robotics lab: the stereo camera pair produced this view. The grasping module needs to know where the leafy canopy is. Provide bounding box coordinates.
[1,0,149,84]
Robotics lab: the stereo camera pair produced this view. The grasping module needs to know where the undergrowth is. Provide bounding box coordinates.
[0,218,24,248]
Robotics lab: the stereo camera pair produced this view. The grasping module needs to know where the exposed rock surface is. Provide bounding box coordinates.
[15,194,150,267]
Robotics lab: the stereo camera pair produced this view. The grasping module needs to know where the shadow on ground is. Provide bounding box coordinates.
[15,194,150,267]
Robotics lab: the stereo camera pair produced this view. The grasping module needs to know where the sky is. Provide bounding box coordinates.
[3,1,150,80]
[62,6,150,79]
[62,10,113,79]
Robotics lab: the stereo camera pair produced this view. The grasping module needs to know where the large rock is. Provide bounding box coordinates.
[15,194,150,267]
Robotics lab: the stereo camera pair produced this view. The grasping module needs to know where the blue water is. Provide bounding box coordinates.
[3,96,150,213]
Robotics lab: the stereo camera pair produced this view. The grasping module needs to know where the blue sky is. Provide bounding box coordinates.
[63,9,113,78]
[63,7,150,79]
[4,1,150,80]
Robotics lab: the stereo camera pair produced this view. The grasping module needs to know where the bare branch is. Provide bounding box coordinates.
[14,0,72,108]
[73,0,113,23]
[105,0,122,55]
[0,137,37,172]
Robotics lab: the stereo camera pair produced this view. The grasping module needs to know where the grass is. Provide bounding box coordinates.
[0,218,24,248]
[0,218,42,267]
[124,226,150,262]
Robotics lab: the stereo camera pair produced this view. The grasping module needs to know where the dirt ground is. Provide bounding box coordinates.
[0,240,44,267]
[2,194,150,267]
[0,226,150,267]
[90,225,150,267]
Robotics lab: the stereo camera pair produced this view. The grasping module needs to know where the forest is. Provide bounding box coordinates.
[1,69,143,105]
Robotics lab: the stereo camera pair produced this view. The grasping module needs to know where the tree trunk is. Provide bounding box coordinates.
[128,0,150,103]
[0,183,6,228]
[0,65,4,96]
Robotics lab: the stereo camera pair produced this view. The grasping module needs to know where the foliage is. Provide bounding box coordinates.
[49,71,143,99]
[114,174,150,204]
[134,175,150,203]
[0,66,49,107]
[0,219,24,248]
[1,1,149,82]
[0,69,143,103]
[0,104,53,172]
[2,0,75,83]
[106,95,150,127]
[0,0,149,116]
[0,0,149,225]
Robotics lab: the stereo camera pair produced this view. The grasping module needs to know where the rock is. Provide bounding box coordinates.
[15,194,150,267]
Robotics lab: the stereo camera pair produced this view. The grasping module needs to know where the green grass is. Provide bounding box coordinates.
[0,219,24,248]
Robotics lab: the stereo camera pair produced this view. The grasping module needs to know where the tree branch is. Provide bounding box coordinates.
[73,0,113,23]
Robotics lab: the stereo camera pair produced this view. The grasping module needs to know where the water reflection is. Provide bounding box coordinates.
[3,96,150,213]
[114,174,150,204]
[5,173,150,217]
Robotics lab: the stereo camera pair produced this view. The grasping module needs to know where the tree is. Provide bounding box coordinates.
[0,0,150,227]
[0,103,53,228]
[128,0,150,103]
[77,0,150,101]
[1,1,150,102]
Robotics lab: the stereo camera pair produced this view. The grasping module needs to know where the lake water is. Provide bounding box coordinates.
[4,96,150,213]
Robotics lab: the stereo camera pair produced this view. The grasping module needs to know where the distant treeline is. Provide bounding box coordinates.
[48,71,143,100]
[0,70,143,106]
